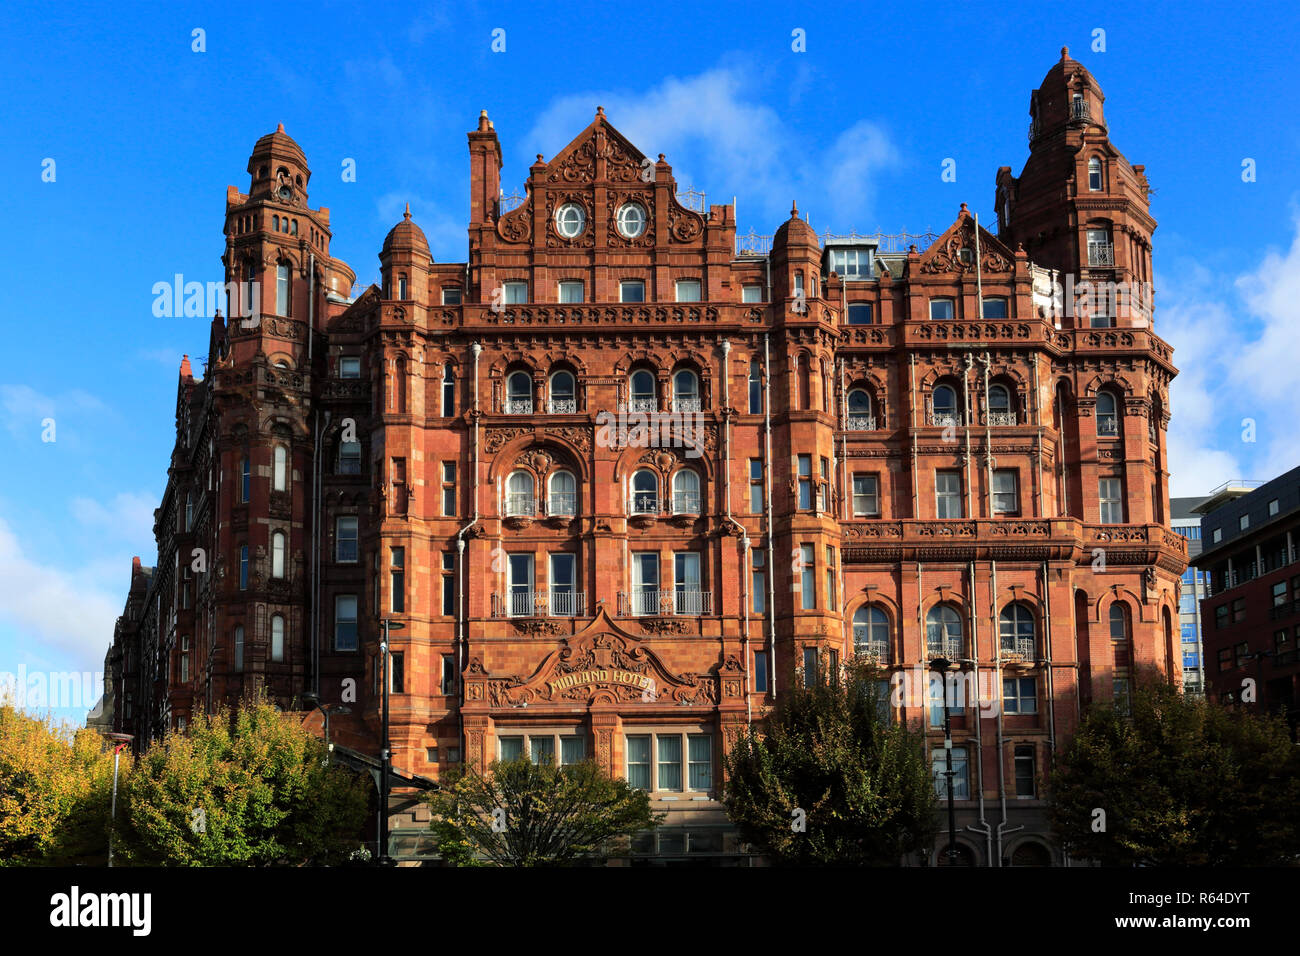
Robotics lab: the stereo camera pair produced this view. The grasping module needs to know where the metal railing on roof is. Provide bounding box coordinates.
[734,228,941,258]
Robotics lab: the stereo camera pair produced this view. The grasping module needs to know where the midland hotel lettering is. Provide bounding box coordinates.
[108,48,1185,865]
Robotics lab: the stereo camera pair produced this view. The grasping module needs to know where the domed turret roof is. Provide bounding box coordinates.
[773,201,818,247]
[1039,47,1103,94]
[382,203,430,257]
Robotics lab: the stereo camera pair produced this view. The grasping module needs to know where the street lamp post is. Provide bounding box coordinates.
[102,732,133,867]
[929,657,958,866]
[379,619,404,866]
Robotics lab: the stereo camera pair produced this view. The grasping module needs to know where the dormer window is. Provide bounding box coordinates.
[1071,93,1087,120]
[828,247,873,280]
[1088,157,1103,192]
[847,303,873,325]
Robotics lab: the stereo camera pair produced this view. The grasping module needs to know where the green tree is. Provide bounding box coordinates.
[118,692,369,866]
[722,658,936,865]
[1050,676,1300,865]
[0,702,119,865]
[427,757,661,866]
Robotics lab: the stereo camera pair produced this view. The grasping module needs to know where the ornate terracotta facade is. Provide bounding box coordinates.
[109,49,1185,865]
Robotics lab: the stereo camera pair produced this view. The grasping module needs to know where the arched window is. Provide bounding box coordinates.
[853,605,890,662]
[271,531,286,579]
[273,445,288,491]
[290,219,298,236]
[988,384,1014,425]
[276,261,291,317]
[672,469,701,514]
[398,273,408,300]
[673,370,700,411]
[926,604,964,659]
[932,384,959,426]
[506,371,533,414]
[630,469,658,514]
[549,371,576,414]
[184,493,193,532]
[548,470,576,516]
[505,470,535,516]
[234,625,245,673]
[1088,157,1102,192]
[441,365,456,417]
[847,388,874,430]
[748,360,762,414]
[629,370,656,411]
[796,355,811,409]
[999,602,1036,658]
[272,215,280,232]
[1096,390,1118,436]
[271,615,285,662]
[392,358,407,413]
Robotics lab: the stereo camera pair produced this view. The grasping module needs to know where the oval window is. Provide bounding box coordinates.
[616,202,646,238]
[555,202,585,238]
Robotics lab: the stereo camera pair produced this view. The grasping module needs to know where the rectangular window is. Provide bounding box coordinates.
[1232,597,1246,623]
[657,734,683,791]
[852,473,880,516]
[817,457,829,512]
[441,654,457,695]
[800,544,815,610]
[674,552,702,614]
[993,469,1019,515]
[1235,640,1250,667]
[390,547,405,615]
[936,470,962,519]
[549,553,577,616]
[1215,604,1229,629]
[558,280,584,303]
[338,441,361,475]
[749,459,764,514]
[1014,745,1036,798]
[1273,581,1288,607]
[751,551,766,615]
[1217,647,1232,672]
[442,552,456,616]
[981,297,1008,319]
[1113,678,1131,715]
[1239,514,1250,531]
[498,736,524,762]
[932,747,970,800]
[688,735,712,791]
[234,626,244,673]
[336,515,359,563]
[675,279,701,302]
[389,652,404,694]
[508,554,535,617]
[441,366,456,417]
[829,247,872,279]
[441,287,463,306]
[442,462,457,516]
[626,735,651,790]
[339,356,361,379]
[620,280,645,303]
[334,595,358,651]
[561,735,585,765]
[928,673,966,726]
[240,456,250,502]
[503,281,528,304]
[1098,478,1123,524]
[239,545,249,590]
[1269,498,1280,516]
[803,646,818,687]
[631,552,659,615]
[179,635,190,682]
[929,299,954,320]
[847,303,873,325]
[748,361,762,414]
[753,650,768,692]
[798,455,812,510]
[1212,528,1222,543]
[1003,677,1038,714]
[742,285,762,303]
[825,545,837,610]
[529,736,555,765]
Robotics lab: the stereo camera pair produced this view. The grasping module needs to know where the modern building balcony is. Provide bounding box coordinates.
[492,590,587,618]
[618,589,713,617]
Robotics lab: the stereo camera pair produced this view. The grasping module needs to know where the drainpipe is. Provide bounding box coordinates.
[992,559,1022,865]
[308,252,316,362]
[1043,560,1057,760]
[966,558,993,865]
[455,343,483,762]
[963,354,973,519]
[741,535,751,724]
[764,334,777,699]
[311,408,331,696]
[1032,358,1044,517]
[839,360,848,521]
[983,352,993,518]
[909,354,918,517]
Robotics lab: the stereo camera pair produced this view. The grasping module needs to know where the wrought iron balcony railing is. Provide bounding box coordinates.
[988,412,1018,426]
[627,495,660,516]
[503,399,533,414]
[1087,242,1114,267]
[927,639,964,661]
[547,398,577,414]
[929,412,961,428]
[618,589,713,616]
[547,493,577,517]
[504,493,537,517]
[672,492,701,515]
[672,398,702,413]
[623,398,658,413]
[493,590,587,618]
[1001,637,1037,660]
[846,414,877,431]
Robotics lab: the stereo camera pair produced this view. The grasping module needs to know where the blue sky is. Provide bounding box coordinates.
[2,0,1298,720]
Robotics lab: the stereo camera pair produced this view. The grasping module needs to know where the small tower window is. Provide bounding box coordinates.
[398,274,409,300]
[276,262,291,316]
[290,219,298,236]
[272,215,280,232]
[1088,157,1102,192]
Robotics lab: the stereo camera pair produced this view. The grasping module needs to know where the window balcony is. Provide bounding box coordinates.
[547,398,577,414]
[1071,100,1091,122]
[927,640,963,661]
[503,399,534,415]
[493,590,587,618]
[547,493,577,517]
[504,493,537,517]
[1087,242,1114,267]
[929,412,960,428]
[1096,418,1119,437]
[852,636,889,663]
[1001,637,1036,661]
[623,399,658,414]
[672,492,701,515]
[847,414,877,431]
[672,398,702,413]
[988,412,1018,426]
[628,495,661,516]
[618,589,712,616]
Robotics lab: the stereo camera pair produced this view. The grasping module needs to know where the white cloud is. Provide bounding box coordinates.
[524,67,900,227]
